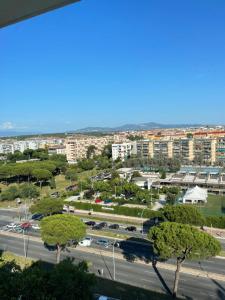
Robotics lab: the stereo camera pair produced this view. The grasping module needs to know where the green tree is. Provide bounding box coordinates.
[110,170,120,180]
[0,258,95,300]
[19,183,40,199]
[30,198,63,216]
[78,159,95,171]
[65,169,78,183]
[86,145,97,159]
[102,143,112,159]
[148,222,221,298]
[93,181,111,192]
[96,156,111,169]
[41,214,86,263]
[131,170,141,178]
[50,177,56,189]
[32,148,49,160]
[186,133,193,139]
[0,185,20,201]
[166,192,177,205]
[162,205,205,226]
[160,170,166,179]
[32,169,52,188]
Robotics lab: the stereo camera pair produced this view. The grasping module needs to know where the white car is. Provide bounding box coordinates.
[6,223,19,229]
[32,224,40,230]
[78,237,93,247]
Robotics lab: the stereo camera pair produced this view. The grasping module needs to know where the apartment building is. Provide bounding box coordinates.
[216,138,225,163]
[173,139,194,162]
[0,143,14,154]
[153,140,173,159]
[193,138,216,164]
[0,138,65,155]
[112,142,137,161]
[136,140,154,159]
[136,138,219,164]
[65,136,114,162]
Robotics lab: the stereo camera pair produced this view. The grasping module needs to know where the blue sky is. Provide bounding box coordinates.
[1,0,225,133]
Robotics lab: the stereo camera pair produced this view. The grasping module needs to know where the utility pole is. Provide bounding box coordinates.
[23,229,27,262]
[140,207,146,238]
[112,240,116,280]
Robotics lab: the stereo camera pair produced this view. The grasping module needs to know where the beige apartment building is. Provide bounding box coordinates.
[66,135,125,162]
[136,138,220,164]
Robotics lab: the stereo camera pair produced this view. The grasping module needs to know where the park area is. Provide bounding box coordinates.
[196,194,225,217]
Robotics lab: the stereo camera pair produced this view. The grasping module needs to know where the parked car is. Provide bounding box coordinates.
[6,223,19,229]
[20,222,32,229]
[98,222,108,228]
[96,239,109,248]
[125,226,137,232]
[32,213,44,221]
[109,224,119,230]
[78,237,93,247]
[95,198,103,203]
[32,224,40,230]
[92,224,102,230]
[85,221,96,226]
[104,199,112,204]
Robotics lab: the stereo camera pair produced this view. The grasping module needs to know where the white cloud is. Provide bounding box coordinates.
[1,121,14,130]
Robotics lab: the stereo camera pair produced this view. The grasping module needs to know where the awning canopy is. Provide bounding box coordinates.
[0,0,80,28]
[183,186,208,202]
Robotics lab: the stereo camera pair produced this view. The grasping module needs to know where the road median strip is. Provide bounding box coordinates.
[1,230,225,282]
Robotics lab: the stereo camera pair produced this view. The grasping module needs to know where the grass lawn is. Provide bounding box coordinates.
[94,277,178,300]
[78,169,98,181]
[40,174,70,197]
[196,194,225,216]
[0,251,33,269]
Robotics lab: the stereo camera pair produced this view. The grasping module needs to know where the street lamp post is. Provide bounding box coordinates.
[112,240,116,280]
[140,207,146,238]
[23,229,27,261]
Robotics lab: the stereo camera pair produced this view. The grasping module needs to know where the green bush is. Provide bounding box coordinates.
[68,201,162,219]
[162,205,206,226]
[205,216,225,229]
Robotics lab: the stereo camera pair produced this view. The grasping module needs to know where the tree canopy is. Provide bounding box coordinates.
[41,214,86,263]
[30,198,63,216]
[162,205,205,226]
[148,222,221,297]
[0,258,95,300]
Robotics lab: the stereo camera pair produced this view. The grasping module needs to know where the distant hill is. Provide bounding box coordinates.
[74,122,203,133]
[0,131,32,137]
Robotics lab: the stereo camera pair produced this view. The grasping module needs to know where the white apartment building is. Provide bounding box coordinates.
[0,143,14,154]
[0,138,64,155]
[112,142,137,161]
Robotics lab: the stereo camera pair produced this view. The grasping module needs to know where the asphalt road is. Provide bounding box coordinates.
[1,209,225,277]
[0,234,225,300]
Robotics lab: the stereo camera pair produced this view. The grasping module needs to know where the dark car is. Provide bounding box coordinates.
[31,213,44,221]
[109,224,119,230]
[85,221,96,226]
[125,226,137,232]
[92,224,103,230]
[98,222,107,228]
